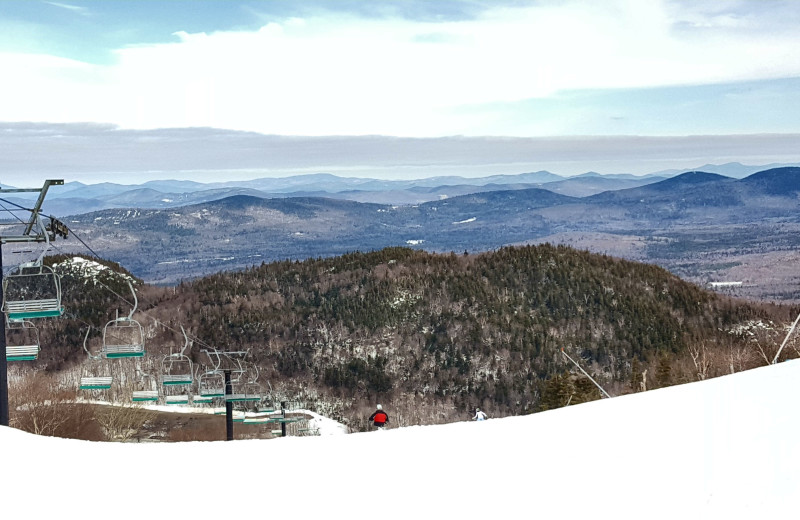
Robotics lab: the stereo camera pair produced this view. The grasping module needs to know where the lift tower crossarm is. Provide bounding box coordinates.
[23,179,63,236]
[0,179,64,242]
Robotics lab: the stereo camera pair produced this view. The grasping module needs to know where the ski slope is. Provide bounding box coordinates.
[3,360,799,519]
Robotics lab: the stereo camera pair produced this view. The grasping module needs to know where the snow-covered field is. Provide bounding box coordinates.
[3,360,799,519]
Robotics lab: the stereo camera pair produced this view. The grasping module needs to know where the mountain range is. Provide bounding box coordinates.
[4,161,796,216]
[4,165,790,302]
[0,163,798,299]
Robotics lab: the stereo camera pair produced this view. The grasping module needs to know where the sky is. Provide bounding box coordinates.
[2,359,799,519]
[1,1,799,185]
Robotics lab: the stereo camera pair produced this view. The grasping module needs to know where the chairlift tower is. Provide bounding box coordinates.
[202,348,260,441]
[0,180,66,427]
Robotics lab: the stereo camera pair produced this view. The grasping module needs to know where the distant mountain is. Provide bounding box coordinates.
[585,171,736,207]
[537,175,665,197]
[573,171,663,181]
[738,166,800,195]
[40,165,800,301]
[139,179,210,193]
[651,162,800,179]
[650,171,731,188]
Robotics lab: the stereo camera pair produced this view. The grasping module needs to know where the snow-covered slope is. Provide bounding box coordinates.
[3,361,799,519]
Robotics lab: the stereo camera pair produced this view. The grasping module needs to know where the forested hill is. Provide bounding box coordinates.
[42,245,791,430]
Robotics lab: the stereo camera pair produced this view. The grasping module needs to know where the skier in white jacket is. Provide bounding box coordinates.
[473,408,487,421]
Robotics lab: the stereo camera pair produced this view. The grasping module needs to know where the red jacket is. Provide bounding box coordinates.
[369,410,388,425]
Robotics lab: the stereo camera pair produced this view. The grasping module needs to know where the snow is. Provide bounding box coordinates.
[67,256,108,274]
[3,360,800,519]
[54,256,136,285]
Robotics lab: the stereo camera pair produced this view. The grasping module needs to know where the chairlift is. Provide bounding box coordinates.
[191,394,214,405]
[256,381,277,413]
[102,281,145,358]
[226,382,261,403]
[5,318,40,362]
[161,357,193,386]
[197,349,225,398]
[161,326,193,386]
[3,261,64,320]
[131,371,159,402]
[198,370,225,398]
[226,363,261,403]
[3,216,64,319]
[164,388,191,405]
[79,328,112,390]
[243,415,280,424]
[213,409,244,421]
[132,389,159,402]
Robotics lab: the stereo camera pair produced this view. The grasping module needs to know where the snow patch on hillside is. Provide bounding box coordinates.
[453,217,477,224]
[54,256,135,285]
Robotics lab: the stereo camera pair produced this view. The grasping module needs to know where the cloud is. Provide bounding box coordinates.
[0,122,798,185]
[2,1,800,136]
[44,2,90,16]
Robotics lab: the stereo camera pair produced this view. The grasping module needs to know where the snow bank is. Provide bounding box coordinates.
[2,360,799,519]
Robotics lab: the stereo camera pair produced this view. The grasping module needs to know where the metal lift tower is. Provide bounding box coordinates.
[0,180,66,427]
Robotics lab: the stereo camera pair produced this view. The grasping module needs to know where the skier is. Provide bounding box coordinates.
[473,407,487,421]
[369,404,389,429]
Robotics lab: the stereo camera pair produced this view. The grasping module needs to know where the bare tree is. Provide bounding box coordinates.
[9,374,72,436]
[688,342,712,381]
[95,402,157,441]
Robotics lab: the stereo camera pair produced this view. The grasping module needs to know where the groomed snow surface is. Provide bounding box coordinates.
[3,360,800,519]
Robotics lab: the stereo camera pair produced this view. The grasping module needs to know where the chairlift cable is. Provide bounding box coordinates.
[43,241,223,355]
[44,217,101,259]
[0,198,36,223]
[29,216,238,358]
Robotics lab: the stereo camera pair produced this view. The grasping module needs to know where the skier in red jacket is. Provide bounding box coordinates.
[369,404,389,428]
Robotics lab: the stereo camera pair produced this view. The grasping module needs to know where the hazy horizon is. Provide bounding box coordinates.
[1,122,798,186]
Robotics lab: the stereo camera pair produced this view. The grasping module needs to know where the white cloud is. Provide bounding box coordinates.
[2,1,800,136]
[44,2,90,15]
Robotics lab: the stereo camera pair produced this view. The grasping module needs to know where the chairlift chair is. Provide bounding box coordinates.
[79,329,113,390]
[132,389,159,402]
[161,356,193,386]
[103,318,145,358]
[257,404,279,413]
[226,364,261,403]
[5,318,40,361]
[213,409,244,421]
[164,389,191,405]
[197,349,225,398]
[131,372,159,402]
[198,370,225,398]
[102,281,145,358]
[191,394,214,405]
[243,415,279,424]
[256,381,277,413]
[2,261,64,319]
[160,325,194,386]
[225,382,262,403]
[79,374,113,390]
